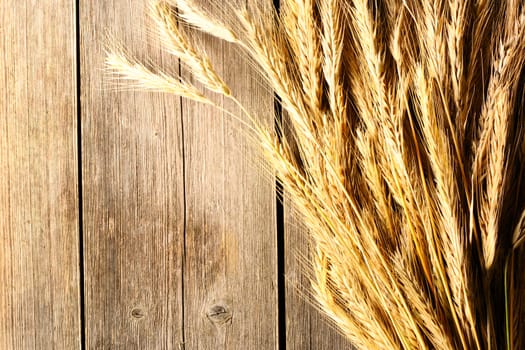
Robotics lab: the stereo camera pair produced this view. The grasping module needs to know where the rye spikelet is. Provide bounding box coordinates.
[107,1,525,348]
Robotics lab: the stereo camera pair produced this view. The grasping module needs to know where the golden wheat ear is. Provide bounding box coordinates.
[105,49,212,104]
[150,1,234,95]
[164,0,240,43]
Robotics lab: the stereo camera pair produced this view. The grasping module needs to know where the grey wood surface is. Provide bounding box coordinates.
[180,0,278,348]
[80,1,185,348]
[1,0,354,348]
[0,0,81,349]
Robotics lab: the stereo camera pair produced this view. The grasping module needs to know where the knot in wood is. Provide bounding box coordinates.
[131,308,145,319]
[206,304,232,326]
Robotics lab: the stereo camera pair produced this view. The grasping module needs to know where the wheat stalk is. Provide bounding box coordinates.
[108,1,525,348]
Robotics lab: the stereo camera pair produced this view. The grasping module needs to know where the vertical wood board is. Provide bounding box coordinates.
[181,0,279,349]
[80,1,185,348]
[0,0,80,349]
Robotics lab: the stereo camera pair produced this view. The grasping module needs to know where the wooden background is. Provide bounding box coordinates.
[0,0,352,349]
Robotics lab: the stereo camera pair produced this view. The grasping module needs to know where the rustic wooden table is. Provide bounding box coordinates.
[0,1,351,348]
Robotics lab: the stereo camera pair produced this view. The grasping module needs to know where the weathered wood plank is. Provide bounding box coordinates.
[80,1,184,348]
[181,1,279,348]
[285,200,354,349]
[0,0,80,349]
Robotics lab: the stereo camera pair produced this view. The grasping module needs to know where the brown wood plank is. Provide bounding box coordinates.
[181,1,278,349]
[0,0,80,349]
[285,200,354,349]
[80,1,184,349]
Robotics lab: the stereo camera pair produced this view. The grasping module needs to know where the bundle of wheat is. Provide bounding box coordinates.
[106,0,525,348]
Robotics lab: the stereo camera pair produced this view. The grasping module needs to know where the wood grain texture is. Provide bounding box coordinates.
[80,1,184,349]
[0,0,80,349]
[0,0,358,347]
[181,1,278,349]
[285,197,354,349]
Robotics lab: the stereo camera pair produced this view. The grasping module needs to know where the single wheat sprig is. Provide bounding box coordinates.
[151,1,232,95]
[105,50,212,104]
[166,0,239,43]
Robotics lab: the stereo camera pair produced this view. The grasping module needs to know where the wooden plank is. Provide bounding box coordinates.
[181,1,278,349]
[0,0,80,349]
[284,197,354,350]
[80,1,184,348]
